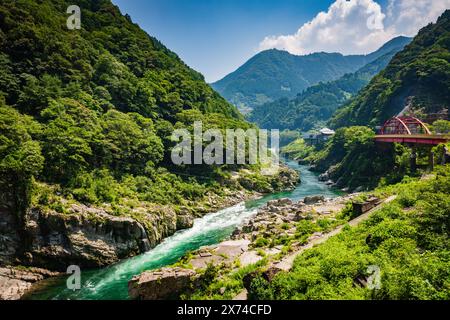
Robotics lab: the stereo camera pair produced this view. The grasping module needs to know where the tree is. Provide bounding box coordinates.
[432,120,450,134]
[0,105,44,217]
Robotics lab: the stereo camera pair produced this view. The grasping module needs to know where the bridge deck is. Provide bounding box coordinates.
[375,134,450,145]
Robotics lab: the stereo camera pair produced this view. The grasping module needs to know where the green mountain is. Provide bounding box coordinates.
[331,10,450,128]
[0,0,300,268]
[0,0,246,197]
[0,0,240,120]
[212,37,412,114]
[247,40,411,131]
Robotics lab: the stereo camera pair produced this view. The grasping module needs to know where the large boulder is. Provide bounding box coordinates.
[303,195,325,205]
[271,167,300,191]
[176,214,194,229]
[318,171,330,182]
[128,267,197,300]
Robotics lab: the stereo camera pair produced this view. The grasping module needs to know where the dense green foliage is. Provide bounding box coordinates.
[308,127,406,190]
[280,138,314,161]
[282,126,415,191]
[0,0,268,215]
[0,102,44,216]
[248,166,450,300]
[331,10,450,128]
[432,119,450,134]
[212,37,411,114]
[0,0,240,119]
[248,38,411,131]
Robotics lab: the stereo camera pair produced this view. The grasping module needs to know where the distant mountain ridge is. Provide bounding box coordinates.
[212,36,412,114]
[247,40,411,131]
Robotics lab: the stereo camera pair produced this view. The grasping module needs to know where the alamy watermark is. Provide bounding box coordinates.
[66,265,81,291]
[67,5,81,30]
[367,265,381,290]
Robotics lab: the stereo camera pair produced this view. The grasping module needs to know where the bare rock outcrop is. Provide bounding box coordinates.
[128,267,197,300]
[21,205,162,270]
[0,266,60,300]
[0,203,181,271]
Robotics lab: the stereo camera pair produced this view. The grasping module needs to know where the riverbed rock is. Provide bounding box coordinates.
[0,266,61,300]
[318,172,330,182]
[274,167,300,191]
[190,240,250,269]
[303,195,325,205]
[267,198,293,207]
[239,251,262,267]
[128,267,197,300]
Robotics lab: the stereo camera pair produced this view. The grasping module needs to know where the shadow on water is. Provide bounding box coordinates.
[25,161,342,300]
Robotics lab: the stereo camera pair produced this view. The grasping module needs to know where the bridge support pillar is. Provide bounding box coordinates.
[410,148,417,173]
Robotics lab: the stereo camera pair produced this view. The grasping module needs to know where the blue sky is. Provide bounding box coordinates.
[112,0,446,83]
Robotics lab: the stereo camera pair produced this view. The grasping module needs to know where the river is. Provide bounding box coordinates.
[25,161,340,300]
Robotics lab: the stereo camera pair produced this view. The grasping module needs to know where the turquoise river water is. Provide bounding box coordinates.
[25,161,340,300]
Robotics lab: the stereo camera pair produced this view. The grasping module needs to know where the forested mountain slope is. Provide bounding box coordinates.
[212,36,412,113]
[331,10,450,128]
[0,0,248,206]
[281,11,450,193]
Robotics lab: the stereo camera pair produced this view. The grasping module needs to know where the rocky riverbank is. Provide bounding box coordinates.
[128,193,362,300]
[0,266,61,300]
[0,165,299,300]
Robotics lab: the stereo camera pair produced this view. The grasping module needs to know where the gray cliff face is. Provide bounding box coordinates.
[1,203,181,271]
[22,206,153,270]
[0,207,21,266]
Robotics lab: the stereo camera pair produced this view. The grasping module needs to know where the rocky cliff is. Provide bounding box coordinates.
[1,166,299,271]
[1,204,165,270]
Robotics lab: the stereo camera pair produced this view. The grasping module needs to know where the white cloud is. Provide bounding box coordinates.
[259,0,450,55]
[385,0,450,36]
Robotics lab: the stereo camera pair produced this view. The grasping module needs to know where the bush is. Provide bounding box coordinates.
[254,237,270,248]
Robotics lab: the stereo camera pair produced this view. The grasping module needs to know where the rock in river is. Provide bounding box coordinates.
[0,266,60,300]
[129,267,197,300]
[303,195,325,205]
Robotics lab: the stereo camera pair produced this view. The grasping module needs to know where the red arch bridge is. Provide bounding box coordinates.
[374,116,450,145]
[374,116,450,171]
